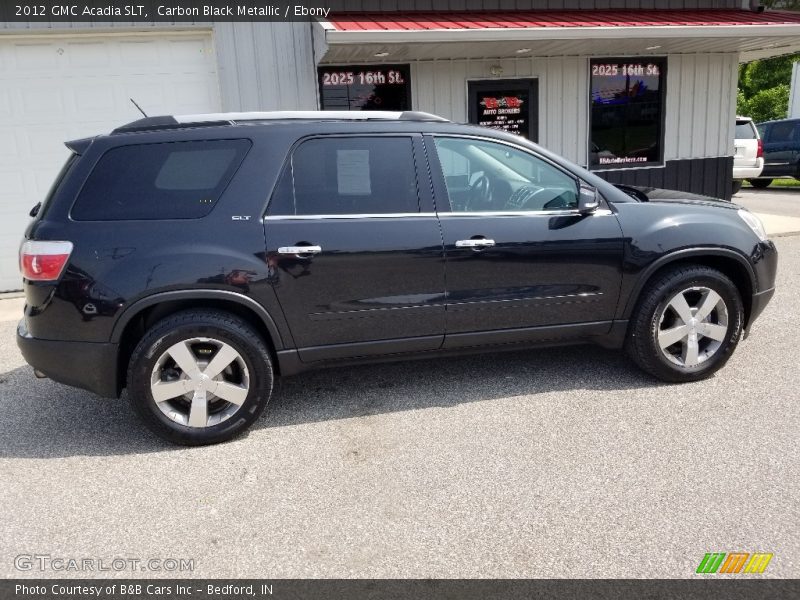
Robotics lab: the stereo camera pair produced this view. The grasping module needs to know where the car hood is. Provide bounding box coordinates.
[614,184,737,209]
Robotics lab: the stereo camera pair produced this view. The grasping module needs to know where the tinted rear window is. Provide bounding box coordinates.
[72,140,250,221]
[735,121,757,140]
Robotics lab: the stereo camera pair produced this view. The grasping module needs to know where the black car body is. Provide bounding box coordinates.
[17,112,778,444]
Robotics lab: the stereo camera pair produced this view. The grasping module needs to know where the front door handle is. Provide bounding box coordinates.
[277,245,322,255]
[455,239,495,249]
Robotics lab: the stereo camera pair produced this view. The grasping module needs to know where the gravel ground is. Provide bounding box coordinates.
[0,237,797,579]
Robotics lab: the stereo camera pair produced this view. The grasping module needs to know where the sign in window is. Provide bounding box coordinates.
[589,58,666,169]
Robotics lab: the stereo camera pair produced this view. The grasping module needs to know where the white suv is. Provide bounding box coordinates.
[733,116,764,194]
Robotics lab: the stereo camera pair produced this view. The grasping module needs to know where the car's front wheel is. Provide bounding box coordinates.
[127,310,274,445]
[626,266,744,382]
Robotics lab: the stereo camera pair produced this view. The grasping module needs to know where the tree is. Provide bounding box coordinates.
[737,53,799,121]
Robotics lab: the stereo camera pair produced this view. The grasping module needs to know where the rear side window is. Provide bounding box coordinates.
[767,121,798,143]
[72,140,250,221]
[735,121,757,140]
[268,136,420,216]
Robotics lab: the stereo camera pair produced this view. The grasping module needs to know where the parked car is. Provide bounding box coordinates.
[750,117,800,188]
[732,116,763,194]
[17,111,777,445]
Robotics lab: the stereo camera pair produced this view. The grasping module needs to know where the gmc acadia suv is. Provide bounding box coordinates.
[17,111,778,445]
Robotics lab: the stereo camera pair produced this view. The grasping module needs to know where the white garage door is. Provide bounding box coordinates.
[0,32,221,291]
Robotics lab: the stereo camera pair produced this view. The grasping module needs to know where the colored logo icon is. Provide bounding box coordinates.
[696,552,773,574]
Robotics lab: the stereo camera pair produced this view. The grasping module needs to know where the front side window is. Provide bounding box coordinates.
[268,137,420,216]
[72,140,250,221]
[433,137,578,212]
[589,57,666,169]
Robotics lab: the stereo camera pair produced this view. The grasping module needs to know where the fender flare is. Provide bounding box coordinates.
[110,289,285,350]
[620,246,757,320]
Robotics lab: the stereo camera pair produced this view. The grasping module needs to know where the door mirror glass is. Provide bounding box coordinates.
[578,184,599,215]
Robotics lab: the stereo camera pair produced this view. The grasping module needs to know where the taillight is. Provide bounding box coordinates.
[19,240,73,282]
[757,139,764,158]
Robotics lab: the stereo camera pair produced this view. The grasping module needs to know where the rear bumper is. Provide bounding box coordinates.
[16,320,120,398]
[733,163,764,180]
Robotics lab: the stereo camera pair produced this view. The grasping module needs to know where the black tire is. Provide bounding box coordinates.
[731,180,743,195]
[625,266,744,383]
[127,310,274,445]
[749,178,772,189]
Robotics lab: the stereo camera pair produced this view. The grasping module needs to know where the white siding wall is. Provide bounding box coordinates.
[411,53,738,166]
[666,53,738,162]
[213,22,318,111]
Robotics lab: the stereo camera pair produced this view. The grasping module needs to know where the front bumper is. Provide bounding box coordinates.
[17,320,120,398]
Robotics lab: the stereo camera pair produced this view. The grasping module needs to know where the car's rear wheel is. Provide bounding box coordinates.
[127,310,273,445]
[625,266,744,382]
[731,180,742,195]
[749,178,772,189]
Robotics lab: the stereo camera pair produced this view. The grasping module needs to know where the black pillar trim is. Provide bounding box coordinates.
[594,156,734,201]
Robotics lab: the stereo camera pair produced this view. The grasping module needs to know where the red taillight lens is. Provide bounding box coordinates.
[19,240,73,281]
[757,139,764,158]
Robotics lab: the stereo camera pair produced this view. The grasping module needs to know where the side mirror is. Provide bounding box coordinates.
[578,184,599,215]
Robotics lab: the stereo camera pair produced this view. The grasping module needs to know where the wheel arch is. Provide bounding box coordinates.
[112,290,285,393]
[622,248,756,327]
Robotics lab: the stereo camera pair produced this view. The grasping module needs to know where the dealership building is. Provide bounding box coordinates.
[1,1,800,290]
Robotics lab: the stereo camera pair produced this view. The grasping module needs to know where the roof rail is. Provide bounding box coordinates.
[113,110,449,133]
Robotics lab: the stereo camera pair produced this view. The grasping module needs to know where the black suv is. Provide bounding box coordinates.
[751,117,800,188]
[18,111,777,445]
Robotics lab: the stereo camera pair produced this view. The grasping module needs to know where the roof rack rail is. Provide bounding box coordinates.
[113,110,449,133]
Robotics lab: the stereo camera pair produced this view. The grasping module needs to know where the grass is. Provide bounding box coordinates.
[742,178,800,188]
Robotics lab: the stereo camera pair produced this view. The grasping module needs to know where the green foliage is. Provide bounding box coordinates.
[740,84,790,123]
[737,53,799,122]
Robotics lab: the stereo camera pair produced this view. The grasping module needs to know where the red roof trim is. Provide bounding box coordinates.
[327,9,800,32]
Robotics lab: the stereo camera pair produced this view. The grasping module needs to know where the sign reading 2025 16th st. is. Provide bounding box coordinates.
[318,64,412,111]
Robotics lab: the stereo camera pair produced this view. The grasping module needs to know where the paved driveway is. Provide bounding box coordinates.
[0,238,797,579]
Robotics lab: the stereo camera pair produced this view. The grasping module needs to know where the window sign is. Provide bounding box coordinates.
[468,79,538,141]
[318,64,411,111]
[589,58,666,169]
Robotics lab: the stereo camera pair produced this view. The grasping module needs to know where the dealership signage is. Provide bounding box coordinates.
[318,64,412,111]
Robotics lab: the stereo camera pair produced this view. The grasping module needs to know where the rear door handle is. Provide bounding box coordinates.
[277,245,322,255]
[455,239,495,248]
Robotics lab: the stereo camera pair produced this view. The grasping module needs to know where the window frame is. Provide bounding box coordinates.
[264,133,430,220]
[587,56,668,172]
[69,138,252,222]
[426,133,592,216]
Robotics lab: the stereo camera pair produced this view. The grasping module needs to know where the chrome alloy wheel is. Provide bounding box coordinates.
[150,337,250,428]
[657,286,729,368]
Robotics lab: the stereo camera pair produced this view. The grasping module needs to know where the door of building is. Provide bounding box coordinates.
[467,79,539,141]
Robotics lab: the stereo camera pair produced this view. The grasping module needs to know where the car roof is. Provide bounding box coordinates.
[112,111,449,134]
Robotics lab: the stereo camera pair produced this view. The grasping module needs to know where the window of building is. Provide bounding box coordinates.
[268,137,420,216]
[589,58,666,170]
[72,140,250,221]
[318,65,412,111]
[434,137,578,212]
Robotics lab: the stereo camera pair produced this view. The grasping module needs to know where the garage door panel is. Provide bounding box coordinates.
[0,32,220,291]
[11,42,59,70]
[66,41,112,68]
